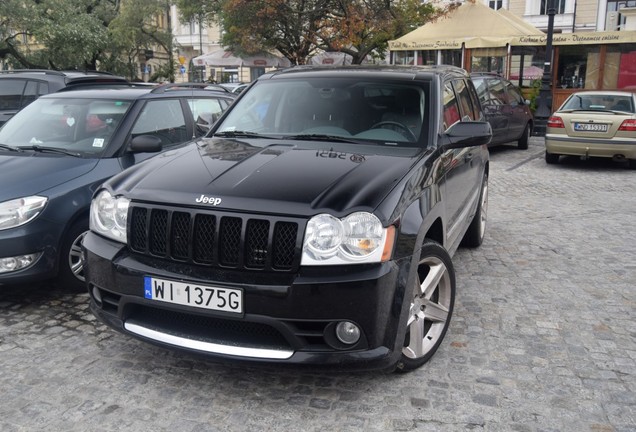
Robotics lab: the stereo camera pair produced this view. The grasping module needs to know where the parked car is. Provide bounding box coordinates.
[471,73,534,149]
[545,90,636,169]
[0,83,236,289]
[218,82,249,93]
[0,69,128,127]
[83,65,491,372]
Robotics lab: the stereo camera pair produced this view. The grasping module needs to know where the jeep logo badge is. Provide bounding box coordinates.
[195,195,222,206]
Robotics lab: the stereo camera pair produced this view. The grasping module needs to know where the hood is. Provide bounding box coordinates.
[108,138,421,217]
[0,152,98,202]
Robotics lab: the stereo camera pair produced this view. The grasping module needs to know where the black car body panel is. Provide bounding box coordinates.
[83,66,490,371]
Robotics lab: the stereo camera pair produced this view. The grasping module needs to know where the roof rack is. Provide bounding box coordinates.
[0,69,116,76]
[150,82,232,93]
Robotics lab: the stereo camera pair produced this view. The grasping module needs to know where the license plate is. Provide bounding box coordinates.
[573,122,608,132]
[144,276,243,314]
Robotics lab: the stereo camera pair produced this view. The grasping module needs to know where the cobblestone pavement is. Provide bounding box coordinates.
[1,137,635,432]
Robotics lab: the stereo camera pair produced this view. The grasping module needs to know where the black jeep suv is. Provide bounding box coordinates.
[83,65,491,372]
[0,69,128,126]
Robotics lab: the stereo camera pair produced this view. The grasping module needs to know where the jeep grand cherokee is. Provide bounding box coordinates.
[83,65,491,372]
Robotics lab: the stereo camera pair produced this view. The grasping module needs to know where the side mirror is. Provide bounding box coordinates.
[443,121,492,149]
[130,135,162,153]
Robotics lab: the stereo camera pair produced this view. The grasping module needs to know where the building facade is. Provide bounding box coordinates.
[394,0,636,107]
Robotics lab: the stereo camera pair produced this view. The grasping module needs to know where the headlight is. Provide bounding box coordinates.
[0,196,48,230]
[90,190,130,243]
[302,212,394,265]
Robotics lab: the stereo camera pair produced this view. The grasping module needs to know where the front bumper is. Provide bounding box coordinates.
[0,218,64,285]
[83,231,413,370]
[545,135,636,159]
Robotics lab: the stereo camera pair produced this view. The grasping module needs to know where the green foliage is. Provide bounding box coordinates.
[1,0,451,75]
[1,0,174,79]
[529,78,541,112]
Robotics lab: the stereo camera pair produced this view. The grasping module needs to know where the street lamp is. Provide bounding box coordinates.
[534,0,556,136]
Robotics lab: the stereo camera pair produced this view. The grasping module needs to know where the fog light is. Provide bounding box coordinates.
[335,321,361,345]
[0,253,41,273]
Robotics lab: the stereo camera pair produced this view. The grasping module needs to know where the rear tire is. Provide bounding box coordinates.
[56,220,88,291]
[629,159,636,170]
[517,124,530,150]
[395,241,456,372]
[545,152,559,164]
[461,172,488,248]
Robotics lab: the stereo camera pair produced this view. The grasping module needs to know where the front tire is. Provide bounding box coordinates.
[395,241,456,372]
[56,220,88,291]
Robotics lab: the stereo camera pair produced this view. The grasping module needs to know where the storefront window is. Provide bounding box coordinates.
[510,46,547,88]
[556,45,600,89]
[417,51,437,65]
[393,51,413,65]
[604,44,636,89]
[441,50,462,67]
[470,47,506,75]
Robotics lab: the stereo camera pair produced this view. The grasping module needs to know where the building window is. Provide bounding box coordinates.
[471,47,507,75]
[540,0,565,15]
[607,1,636,29]
[489,1,502,10]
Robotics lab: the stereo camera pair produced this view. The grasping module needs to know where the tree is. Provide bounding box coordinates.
[0,0,176,80]
[214,0,450,65]
[219,0,331,65]
[0,0,116,70]
[317,0,447,64]
[109,0,177,81]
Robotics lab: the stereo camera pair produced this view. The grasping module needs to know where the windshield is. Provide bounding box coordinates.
[0,96,132,155]
[562,93,634,113]
[214,77,429,146]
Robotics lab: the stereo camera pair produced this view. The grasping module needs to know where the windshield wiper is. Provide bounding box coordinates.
[288,134,359,143]
[19,145,81,157]
[213,130,276,139]
[0,143,23,152]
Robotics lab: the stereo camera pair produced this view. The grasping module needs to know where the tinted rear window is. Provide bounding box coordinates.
[0,79,27,110]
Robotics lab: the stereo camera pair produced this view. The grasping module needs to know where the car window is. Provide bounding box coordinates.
[562,93,634,112]
[472,78,490,105]
[0,79,26,110]
[22,80,39,107]
[188,97,229,137]
[488,78,508,105]
[452,79,478,121]
[216,78,428,144]
[0,97,132,154]
[39,82,49,96]
[443,82,461,131]
[131,99,188,146]
[505,82,525,105]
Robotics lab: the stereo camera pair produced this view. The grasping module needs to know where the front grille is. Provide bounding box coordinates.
[128,204,302,272]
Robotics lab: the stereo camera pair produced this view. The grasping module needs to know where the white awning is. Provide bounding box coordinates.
[192,49,291,68]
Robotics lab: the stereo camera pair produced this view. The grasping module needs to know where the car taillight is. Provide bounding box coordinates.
[547,116,564,128]
[618,119,636,131]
